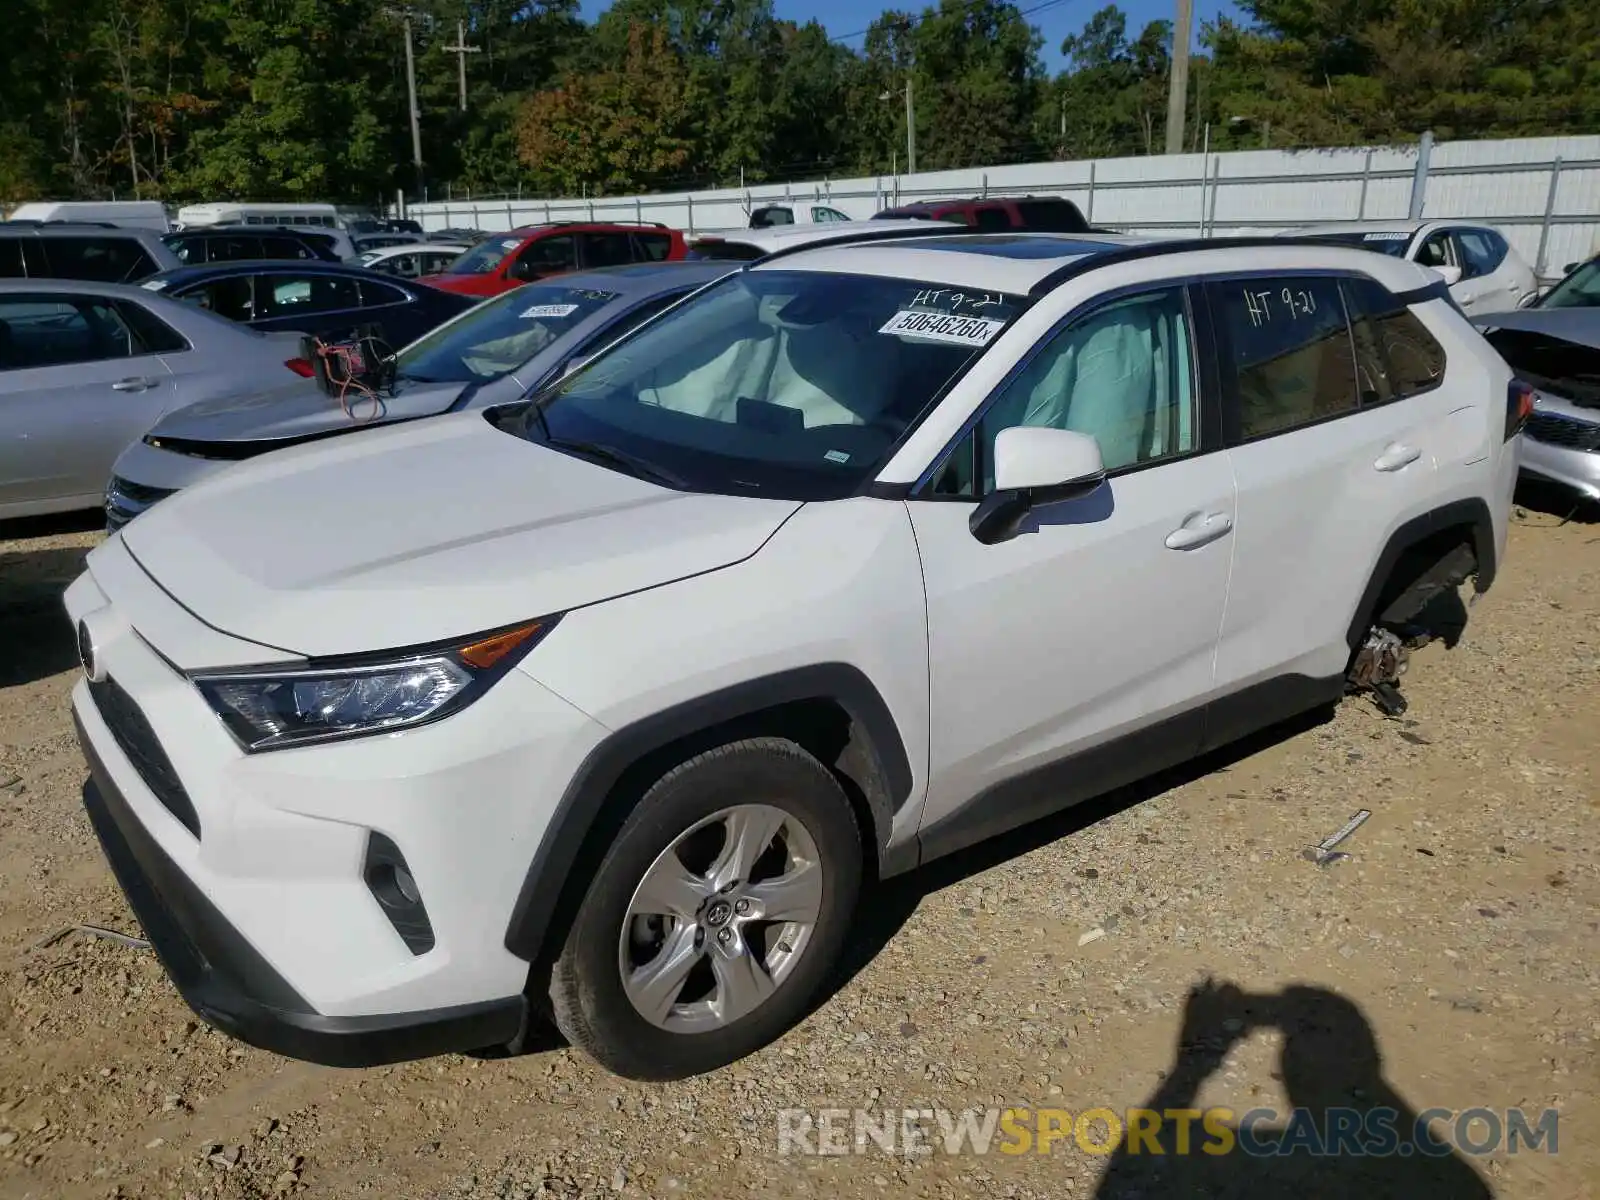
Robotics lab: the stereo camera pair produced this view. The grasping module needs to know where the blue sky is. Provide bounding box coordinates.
[575,0,1241,71]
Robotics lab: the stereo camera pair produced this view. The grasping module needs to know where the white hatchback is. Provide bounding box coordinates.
[66,230,1523,1081]
[1283,221,1538,314]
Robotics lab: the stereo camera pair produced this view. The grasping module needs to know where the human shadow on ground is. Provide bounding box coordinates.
[1090,979,1495,1199]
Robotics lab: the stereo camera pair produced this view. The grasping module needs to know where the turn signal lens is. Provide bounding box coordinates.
[457,623,543,669]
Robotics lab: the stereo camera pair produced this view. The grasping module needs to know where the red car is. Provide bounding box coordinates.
[873,195,1098,233]
[420,222,687,298]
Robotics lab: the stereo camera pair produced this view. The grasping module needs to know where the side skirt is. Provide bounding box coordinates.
[905,673,1344,874]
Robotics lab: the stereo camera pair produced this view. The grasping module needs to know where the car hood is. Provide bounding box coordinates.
[1474,308,1600,408]
[145,378,473,450]
[1471,307,1600,350]
[121,414,801,659]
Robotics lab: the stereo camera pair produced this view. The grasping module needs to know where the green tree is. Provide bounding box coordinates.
[516,22,704,193]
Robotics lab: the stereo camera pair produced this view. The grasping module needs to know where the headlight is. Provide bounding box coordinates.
[192,620,555,752]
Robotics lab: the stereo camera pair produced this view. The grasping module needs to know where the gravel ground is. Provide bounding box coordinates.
[0,500,1595,1200]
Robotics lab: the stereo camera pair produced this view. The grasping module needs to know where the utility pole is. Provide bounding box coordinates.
[443,19,481,112]
[401,11,424,195]
[904,62,917,177]
[1164,0,1193,155]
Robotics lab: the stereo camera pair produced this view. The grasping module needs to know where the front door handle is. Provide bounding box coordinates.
[111,377,157,392]
[1374,442,1422,472]
[1165,511,1233,550]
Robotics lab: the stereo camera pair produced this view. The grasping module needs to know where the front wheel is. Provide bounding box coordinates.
[548,738,863,1079]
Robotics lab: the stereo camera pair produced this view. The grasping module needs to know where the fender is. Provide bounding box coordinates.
[1345,496,1497,652]
[502,663,914,964]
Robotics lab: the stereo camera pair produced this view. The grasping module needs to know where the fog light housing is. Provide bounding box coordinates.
[363,832,435,955]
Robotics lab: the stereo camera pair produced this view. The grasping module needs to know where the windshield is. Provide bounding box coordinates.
[1299,231,1412,258]
[502,269,1027,500]
[445,235,525,275]
[1538,258,1600,308]
[396,282,620,383]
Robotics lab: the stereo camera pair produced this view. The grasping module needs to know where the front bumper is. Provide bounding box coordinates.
[66,542,612,1066]
[1521,407,1600,500]
[76,711,526,1068]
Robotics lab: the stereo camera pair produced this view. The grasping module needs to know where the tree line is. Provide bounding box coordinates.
[1,0,1596,206]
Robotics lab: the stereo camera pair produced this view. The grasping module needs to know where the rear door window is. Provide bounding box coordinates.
[163,235,206,265]
[750,207,794,228]
[255,273,361,320]
[359,278,410,308]
[1212,275,1359,440]
[39,236,156,283]
[971,206,1012,232]
[631,232,673,262]
[512,235,577,280]
[1453,229,1506,280]
[258,236,312,261]
[207,234,264,262]
[0,239,24,278]
[0,295,142,368]
[175,277,255,322]
[580,233,633,269]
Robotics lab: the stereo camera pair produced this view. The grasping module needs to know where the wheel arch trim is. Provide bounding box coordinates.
[502,663,913,965]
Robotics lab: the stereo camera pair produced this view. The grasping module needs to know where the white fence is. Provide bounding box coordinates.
[407,133,1600,281]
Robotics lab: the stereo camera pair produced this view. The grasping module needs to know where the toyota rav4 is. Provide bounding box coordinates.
[66,231,1523,1081]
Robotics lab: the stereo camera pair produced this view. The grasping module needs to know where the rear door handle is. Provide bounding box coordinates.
[111,377,157,392]
[1165,511,1233,550]
[1374,442,1422,472]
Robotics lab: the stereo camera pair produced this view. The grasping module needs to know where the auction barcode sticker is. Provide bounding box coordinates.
[521,303,579,318]
[879,309,1006,347]
[1363,231,1410,241]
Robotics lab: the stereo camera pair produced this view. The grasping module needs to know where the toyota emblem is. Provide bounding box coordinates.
[77,620,105,683]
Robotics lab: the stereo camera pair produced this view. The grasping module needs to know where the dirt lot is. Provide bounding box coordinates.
[0,501,1596,1200]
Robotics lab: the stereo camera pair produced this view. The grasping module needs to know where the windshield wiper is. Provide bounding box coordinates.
[545,436,685,489]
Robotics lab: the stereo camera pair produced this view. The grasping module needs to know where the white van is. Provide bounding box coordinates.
[6,200,170,233]
[174,202,342,230]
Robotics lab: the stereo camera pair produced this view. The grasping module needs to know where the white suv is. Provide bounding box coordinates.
[66,231,1523,1080]
[1283,221,1538,314]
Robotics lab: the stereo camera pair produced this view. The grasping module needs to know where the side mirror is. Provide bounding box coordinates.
[1563,262,1579,276]
[969,426,1106,545]
[1432,263,1463,287]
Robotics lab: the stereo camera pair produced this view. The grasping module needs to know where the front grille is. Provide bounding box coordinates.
[87,676,201,838]
[105,476,176,531]
[1525,412,1600,452]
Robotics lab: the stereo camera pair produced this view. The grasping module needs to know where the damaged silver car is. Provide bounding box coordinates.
[1474,259,1600,501]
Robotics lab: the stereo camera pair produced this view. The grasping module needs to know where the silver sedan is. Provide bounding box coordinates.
[0,278,313,520]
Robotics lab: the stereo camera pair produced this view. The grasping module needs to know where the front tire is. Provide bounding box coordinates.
[549,737,863,1080]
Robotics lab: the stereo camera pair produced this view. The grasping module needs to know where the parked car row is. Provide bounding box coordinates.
[60,226,1527,1087]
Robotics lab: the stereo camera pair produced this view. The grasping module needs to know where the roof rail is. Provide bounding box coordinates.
[1024,233,1363,297]
[740,225,996,267]
[3,219,127,230]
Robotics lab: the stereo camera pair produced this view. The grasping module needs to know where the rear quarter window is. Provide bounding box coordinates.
[1343,276,1446,398]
